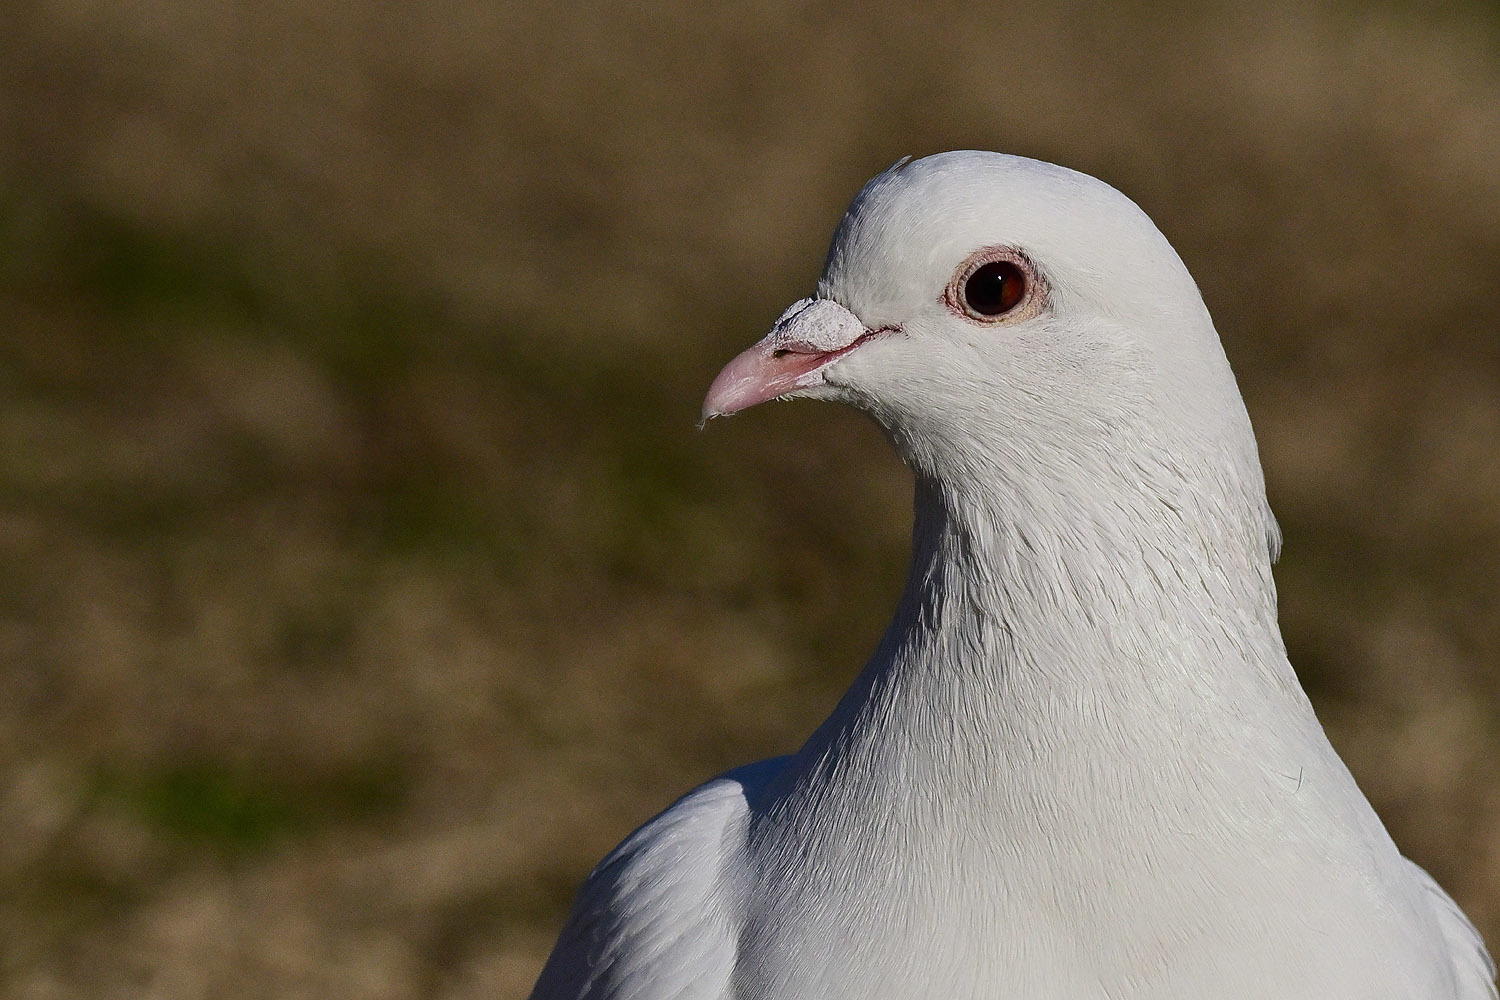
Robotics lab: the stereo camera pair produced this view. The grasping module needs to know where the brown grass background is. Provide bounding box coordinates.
[2,0,1499,996]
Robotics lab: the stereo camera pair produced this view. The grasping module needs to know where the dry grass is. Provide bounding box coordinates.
[2,0,1499,995]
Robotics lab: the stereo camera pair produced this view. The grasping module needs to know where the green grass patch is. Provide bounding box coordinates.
[91,756,409,856]
[0,194,269,326]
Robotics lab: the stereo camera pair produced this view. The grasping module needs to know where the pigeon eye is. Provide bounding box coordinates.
[964,262,1025,316]
[947,248,1042,324]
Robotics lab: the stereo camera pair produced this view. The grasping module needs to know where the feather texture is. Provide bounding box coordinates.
[530,151,1495,1000]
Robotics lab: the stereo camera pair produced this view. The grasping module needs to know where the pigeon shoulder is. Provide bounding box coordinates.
[529,757,785,1000]
[1403,857,1499,999]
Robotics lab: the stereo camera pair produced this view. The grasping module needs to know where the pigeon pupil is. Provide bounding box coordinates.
[964,260,1025,316]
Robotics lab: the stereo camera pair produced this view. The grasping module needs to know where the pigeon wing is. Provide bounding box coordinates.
[530,761,780,1000]
[1404,858,1499,999]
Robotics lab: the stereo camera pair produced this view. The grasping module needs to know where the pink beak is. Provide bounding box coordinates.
[701,298,880,424]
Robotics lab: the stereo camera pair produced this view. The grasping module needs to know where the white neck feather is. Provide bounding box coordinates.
[764,451,1322,858]
[736,452,1435,998]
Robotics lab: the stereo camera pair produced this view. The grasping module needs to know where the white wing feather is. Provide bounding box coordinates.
[1406,859,1499,999]
[530,760,782,1000]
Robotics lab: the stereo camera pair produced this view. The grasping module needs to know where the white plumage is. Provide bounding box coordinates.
[530,151,1496,999]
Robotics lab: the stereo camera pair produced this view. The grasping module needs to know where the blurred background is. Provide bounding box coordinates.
[2,0,1499,996]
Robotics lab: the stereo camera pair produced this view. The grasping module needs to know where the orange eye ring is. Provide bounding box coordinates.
[945,248,1045,324]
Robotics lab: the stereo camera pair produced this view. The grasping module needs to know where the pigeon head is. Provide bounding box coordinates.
[705,150,1278,562]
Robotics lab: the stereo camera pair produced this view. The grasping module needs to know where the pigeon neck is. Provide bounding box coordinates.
[784,464,1302,818]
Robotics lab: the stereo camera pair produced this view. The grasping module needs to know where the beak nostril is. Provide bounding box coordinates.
[702,297,879,421]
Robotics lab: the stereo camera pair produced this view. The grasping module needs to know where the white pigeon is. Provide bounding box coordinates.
[529,151,1495,999]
